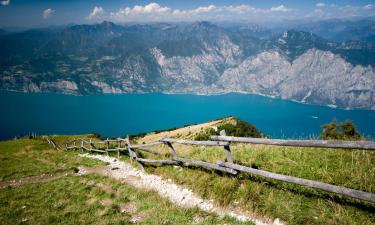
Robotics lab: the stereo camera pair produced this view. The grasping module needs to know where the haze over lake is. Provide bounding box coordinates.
[1,91,374,140]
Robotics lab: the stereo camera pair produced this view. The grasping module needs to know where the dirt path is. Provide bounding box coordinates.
[79,154,282,225]
[0,170,76,189]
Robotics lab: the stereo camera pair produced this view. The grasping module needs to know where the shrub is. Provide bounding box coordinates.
[195,118,264,140]
[88,133,102,139]
[320,119,362,141]
[194,128,217,141]
[217,119,264,138]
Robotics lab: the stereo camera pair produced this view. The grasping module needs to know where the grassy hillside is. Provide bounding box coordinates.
[0,135,102,181]
[0,135,253,225]
[0,174,251,225]
[1,117,374,225]
[131,117,375,225]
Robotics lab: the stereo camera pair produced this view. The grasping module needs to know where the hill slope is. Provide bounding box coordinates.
[0,118,374,225]
[131,117,375,225]
[0,136,256,225]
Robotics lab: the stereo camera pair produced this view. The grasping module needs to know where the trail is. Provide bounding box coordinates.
[0,170,76,189]
[79,154,282,225]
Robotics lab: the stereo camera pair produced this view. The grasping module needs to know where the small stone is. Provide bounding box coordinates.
[119,203,137,214]
[273,218,282,225]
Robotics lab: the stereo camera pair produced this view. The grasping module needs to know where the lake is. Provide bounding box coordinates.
[1,91,374,140]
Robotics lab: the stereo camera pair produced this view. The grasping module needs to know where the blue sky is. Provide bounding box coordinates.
[1,0,375,27]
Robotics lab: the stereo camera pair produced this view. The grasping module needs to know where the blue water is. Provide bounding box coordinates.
[1,91,374,140]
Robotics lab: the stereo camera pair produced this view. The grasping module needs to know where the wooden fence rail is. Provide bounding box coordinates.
[63,138,127,158]
[209,134,375,203]
[59,133,375,204]
[210,136,375,150]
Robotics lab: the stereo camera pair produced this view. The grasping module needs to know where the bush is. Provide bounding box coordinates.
[194,128,217,141]
[217,119,264,138]
[88,133,102,139]
[320,119,362,141]
[195,118,264,140]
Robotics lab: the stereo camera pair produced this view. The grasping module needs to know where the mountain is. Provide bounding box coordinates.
[0,21,375,109]
[218,49,375,109]
[269,30,333,61]
[296,19,375,42]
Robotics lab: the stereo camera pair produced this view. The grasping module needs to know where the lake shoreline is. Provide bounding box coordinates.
[1,89,374,111]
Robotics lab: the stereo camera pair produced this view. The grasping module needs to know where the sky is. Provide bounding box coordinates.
[0,0,375,27]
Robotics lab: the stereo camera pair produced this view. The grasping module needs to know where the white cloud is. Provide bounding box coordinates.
[0,0,10,6]
[43,8,55,19]
[363,4,373,10]
[88,2,374,23]
[193,5,217,14]
[107,2,295,23]
[313,8,324,14]
[109,3,174,21]
[270,5,292,12]
[143,2,170,13]
[225,5,254,14]
[87,6,105,20]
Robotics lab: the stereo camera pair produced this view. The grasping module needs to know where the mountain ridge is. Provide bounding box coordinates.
[1,20,375,109]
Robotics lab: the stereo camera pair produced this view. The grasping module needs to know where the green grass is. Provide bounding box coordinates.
[0,136,103,181]
[2,135,375,224]
[0,174,253,225]
[0,137,254,225]
[140,143,375,225]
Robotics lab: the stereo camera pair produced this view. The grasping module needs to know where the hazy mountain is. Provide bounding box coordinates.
[1,20,375,109]
[296,19,375,42]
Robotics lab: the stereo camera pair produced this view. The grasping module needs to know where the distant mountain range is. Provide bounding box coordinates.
[1,20,375,109]
[296,19,375,43]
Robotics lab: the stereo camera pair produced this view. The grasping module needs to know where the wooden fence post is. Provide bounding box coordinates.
[125,136,138,160]
[89,139,92,152]
[165,141,177,159]
[80,140,83,152]
[117,139,120,159]
[106,138,109,156]
[220,130,233,163]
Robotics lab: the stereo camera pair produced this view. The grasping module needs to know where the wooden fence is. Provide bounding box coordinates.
[63,138,128,158]
[59,132,375,204]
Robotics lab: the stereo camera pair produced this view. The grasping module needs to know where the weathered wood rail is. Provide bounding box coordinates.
[210,136,375,150]
[59,133,375,204]
[210,134,375,203]
[46,137,62,150]
[64,138,127,158]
